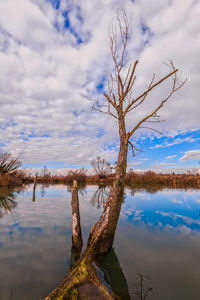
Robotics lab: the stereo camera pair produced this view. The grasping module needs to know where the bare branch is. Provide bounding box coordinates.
[124,73,155,116]
[91,105,118,119]
[103,93,117,108]
[124,67,179,116]
[124,60,138,98]
[116,8,130,72]
[138,126,163,135]
[128,63,186,138]
[128,141,142,157]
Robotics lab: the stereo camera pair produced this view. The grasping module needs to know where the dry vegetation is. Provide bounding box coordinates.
[1,168,199,189]
[125,170,200,189]
[0,170,32,187]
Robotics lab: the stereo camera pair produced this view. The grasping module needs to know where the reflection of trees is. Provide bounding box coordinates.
[39,184,48,197]
[67,182,87,196]
[133,273,157,300]
[90,186,110,209]
[99,247,131,300]
[127,184,169,195]
[90,186,127,208]
[0,188,17,218]
[126,182,199,194]
[99,249,157,300]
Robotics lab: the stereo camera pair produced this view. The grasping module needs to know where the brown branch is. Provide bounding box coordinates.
[124,73,155,116]
[128,66,186,138]
[124,68,179,116]
[138,126,163,135]
[128,141,142,157]
[124,60,138,98]
[124,64,132,87]
[92,105,118,119]
[117,9,129,72]
[103,93,118,108]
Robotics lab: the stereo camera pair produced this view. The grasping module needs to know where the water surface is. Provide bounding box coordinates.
[0,185,200,299]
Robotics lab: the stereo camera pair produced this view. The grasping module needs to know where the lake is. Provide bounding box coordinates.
[0,184,200,300]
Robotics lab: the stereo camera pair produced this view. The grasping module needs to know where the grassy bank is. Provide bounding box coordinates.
[0,170,199,189]
[0,172,32,187]
[125,170,200,189]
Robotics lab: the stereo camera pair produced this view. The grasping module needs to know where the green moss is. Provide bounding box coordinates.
[52,257,90,300]
[71,288,78,300]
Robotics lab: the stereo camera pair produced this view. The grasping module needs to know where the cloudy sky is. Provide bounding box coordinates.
[0,0,199,174]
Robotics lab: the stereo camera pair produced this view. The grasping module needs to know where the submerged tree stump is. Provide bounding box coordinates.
[70,180,83,269]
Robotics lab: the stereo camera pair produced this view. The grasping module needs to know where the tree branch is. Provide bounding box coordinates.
[124,67,179,116]
[128,141,142,157]
[128,65,186,138]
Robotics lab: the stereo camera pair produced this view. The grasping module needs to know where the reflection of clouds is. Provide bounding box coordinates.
[156,211,200,228]
[163,224,192,234]
[0,185,103,299]
[115,222,200,300]
[133,210,144,221]
[1,185,200,298]
[176,225,191,235]
[121,208,144,222]
[121,189,200,233]
[126,190,151,201]
[171,199,183,204]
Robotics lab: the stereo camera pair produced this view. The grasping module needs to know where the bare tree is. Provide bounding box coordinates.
[87,9,186,256]
[40,165,51,177]
[90,156,113,178]
[45,10,186,299]
[0,152,22,174]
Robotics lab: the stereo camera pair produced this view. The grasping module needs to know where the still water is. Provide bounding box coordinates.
[0,184,200,300]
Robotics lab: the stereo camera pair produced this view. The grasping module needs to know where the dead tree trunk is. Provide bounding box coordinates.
[87,9,184,258]
[87,114,128,257]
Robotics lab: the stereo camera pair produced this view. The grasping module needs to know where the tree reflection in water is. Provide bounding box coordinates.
[133,273,157,300]
[0,187,17,218]
[90,185,110,209]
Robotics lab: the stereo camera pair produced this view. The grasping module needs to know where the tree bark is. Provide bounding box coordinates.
[70,180,83,269]
[87,113,128,258]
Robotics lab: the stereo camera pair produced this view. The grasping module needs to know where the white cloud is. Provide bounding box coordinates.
[171,199,183,204]
[151,137,198,149]
[166,155,176,159]
[0,0,199,166]
[180,150,200,161]
[153,162,173,167]
[127,158,148,167]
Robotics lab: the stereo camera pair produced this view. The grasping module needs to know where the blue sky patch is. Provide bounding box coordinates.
[47,0,60,10]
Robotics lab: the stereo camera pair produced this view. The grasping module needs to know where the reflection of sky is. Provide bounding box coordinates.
[120,189,200,233]
[0,185,102,300]
[1,185,200,300]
